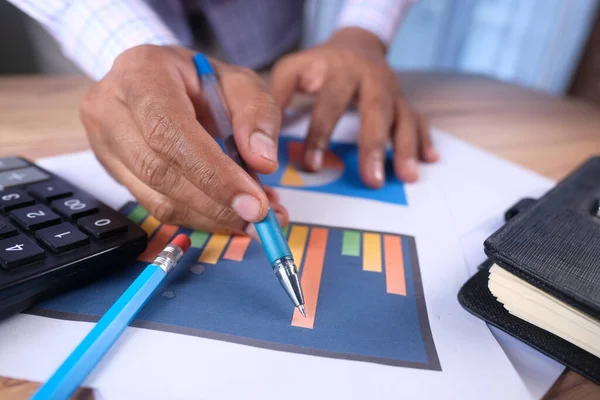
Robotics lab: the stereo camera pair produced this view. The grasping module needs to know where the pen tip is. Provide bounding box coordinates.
[298,305,306,318]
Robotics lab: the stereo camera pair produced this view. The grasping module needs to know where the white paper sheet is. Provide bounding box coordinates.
[0,113,560,399]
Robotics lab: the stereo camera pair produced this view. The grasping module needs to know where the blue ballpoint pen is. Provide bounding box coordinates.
[193,53,306,317]
[32,235,191,400]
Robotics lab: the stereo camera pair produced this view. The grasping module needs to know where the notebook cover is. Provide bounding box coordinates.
[458,263,600,386]
[484,157,600,319]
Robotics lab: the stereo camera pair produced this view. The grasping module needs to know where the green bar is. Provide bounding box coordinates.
[190,231,209,248]
[128,204,148,224]
[282,225,290,238]
[342,230,360,256]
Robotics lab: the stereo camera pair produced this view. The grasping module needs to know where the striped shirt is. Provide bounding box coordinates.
[8,0,414,80]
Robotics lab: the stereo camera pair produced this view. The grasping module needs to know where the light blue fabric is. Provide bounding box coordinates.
[304,0,599,94]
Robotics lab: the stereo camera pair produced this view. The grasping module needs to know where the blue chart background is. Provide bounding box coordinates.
[256,137,409,206]
[31,203,438,369]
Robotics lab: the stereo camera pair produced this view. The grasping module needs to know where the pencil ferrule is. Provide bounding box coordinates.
[153,244,184,274]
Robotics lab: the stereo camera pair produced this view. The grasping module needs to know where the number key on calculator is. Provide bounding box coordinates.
[0,156,147,318]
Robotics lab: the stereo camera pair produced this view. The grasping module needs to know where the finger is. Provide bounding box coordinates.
[98,98,261,231]
[217,64,282,174]
[94,147,249,235]
[304,73,358,171]
[245,203,289,242]
[357,79,395,188]
[415,112,439,163]
[392,97,419,183]
[263,186,280,203]
[270,53,311,111]
[122,61,270,223]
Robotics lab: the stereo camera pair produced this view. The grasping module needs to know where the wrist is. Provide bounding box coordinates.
[329,27,387,58]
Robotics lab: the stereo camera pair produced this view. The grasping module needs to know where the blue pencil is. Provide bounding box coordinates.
[32,234,191,400]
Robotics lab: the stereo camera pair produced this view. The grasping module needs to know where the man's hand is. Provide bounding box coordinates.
[271,27,438,187]
[81,45,288,238]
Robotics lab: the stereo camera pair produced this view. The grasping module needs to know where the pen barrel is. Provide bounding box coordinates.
[254,208,292,265]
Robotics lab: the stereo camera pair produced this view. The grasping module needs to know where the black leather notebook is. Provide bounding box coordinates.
[458,157,600,385]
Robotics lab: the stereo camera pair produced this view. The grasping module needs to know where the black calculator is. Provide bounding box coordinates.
[0,156,147,318]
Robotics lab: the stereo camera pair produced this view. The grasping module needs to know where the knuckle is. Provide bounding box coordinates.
[245,93,281,122]
[143,107,184,158]
[213,204,243,228]
[190,160,222,192]
[138,152,172,190]
[150,199,178,224]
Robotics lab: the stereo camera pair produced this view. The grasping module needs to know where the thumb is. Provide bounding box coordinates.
[215,62,283,175]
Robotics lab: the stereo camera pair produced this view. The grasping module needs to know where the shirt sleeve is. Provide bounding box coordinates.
[7,0,181,80]
[336,0,416,46]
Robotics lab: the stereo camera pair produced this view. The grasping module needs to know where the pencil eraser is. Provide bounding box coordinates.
[171,234,191,253]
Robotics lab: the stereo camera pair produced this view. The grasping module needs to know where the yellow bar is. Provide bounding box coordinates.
[288,225,309,267]
[363,233,382,272]
[198,233,230,264]
[140,215,161,237]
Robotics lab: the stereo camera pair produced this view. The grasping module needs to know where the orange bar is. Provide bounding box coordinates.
[291,227,328,329]
[384,235,407,296]
[223,235,252,261]
[138,224,179,263]
[140,215,161,237]
[198,233,230,264]
[362,233,382,272]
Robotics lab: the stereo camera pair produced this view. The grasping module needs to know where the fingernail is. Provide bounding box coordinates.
[426,148,439,162]
[403,158,419,181]
[249,131,277,162]
[231,194,262,221]
[371,154,384,183]
[245,224,260,242]
[305,148,323,170]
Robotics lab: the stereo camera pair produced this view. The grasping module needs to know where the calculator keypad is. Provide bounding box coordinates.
[0,158,139,277]
[36,223,89,253]
[11,204,61,231]
[0,217,17,239]
[0,157,29,172]
[51,196,99,219]
[78,213,128,239]
[0,235,46,269]
[0,167,49,190]
[28,181,73,201]
[0,189,35,211]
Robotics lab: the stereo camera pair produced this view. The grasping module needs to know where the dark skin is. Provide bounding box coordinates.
[80,28,438,239]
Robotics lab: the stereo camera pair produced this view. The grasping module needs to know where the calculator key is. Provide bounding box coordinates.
[0,235,46,269]
[10,205,61,231]
[0,189,35,211]
[0,217,17,239]
[78,213,128,239]
[0,157,29,172]
[0,167,49,190]
[36,223,89,253]
[51,196,98,219]
[28,181,73,201]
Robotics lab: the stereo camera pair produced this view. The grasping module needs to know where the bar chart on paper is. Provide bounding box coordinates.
[31,202,439,370]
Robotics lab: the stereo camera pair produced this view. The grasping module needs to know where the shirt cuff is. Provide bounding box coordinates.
[336,0,415,46]
[56,0,181,80]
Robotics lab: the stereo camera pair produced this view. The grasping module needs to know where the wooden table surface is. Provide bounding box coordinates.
[0,73,599,399]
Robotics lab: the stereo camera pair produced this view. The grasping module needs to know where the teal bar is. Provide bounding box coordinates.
[282,225,290,238]
[342,231,361,256]
[127,204,148,224]
[190,231,209,248]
